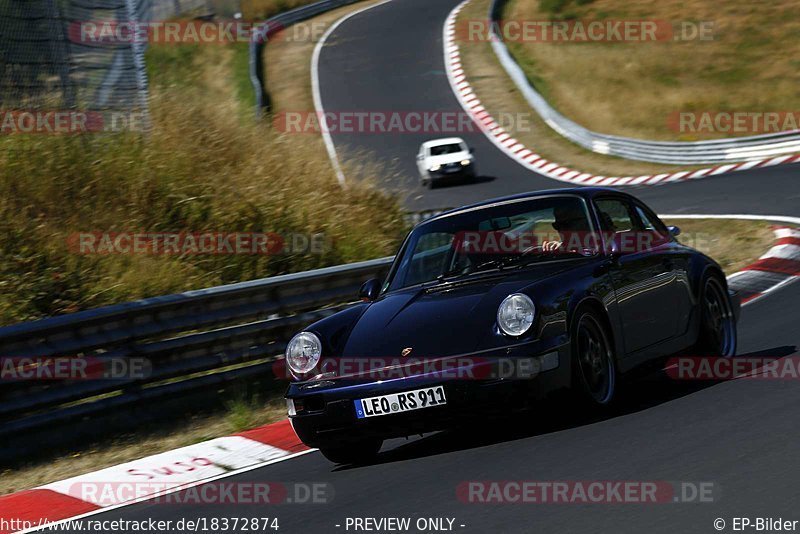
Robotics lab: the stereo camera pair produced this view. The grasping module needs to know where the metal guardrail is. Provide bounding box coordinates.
[0,256,392,440]
[488,0,800,165]
[250,0,360,117]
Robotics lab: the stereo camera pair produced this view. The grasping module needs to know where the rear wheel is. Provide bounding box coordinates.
[696,275,737,357]
[318,438,382,465]
[571,310,617,406]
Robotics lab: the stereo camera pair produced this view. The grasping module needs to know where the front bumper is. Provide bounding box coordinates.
[286,342,570,448]
[429,164,475,181]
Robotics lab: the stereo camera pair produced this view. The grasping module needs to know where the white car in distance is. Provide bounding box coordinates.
[416,137,476,189]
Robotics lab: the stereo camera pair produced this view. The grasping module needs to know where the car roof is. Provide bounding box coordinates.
[421,137,466,148]
[422,187,633,224]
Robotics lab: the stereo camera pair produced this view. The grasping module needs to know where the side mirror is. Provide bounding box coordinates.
[359,278,381,302]
[607,238,622,258]
[667,225,681,237]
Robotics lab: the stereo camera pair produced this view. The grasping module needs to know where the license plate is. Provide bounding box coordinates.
[354,386,447,419]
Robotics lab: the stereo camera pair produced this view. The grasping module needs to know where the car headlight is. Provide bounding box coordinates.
[460,159,471,166]
[497,294,535,336]
[429,164,441,172]
[286,332,322,374]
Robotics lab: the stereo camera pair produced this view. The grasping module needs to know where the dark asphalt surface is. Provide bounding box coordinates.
[54,0,799,532]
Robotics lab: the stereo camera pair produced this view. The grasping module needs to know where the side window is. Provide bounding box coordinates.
[634,205,667,235]
[595,198,635,233]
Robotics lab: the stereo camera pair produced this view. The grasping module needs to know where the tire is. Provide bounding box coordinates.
[570,309,617,406]
[695,275,737,357]
[318,438,382,465]
[420,171,434,189]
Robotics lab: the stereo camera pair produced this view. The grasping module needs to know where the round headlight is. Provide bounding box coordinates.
[460,159,471,166]
[286,332,322,374]
[497,294,535,336]
[429,164,441,172]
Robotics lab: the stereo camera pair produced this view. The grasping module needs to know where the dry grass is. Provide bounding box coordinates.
[663,218,776,274]
[502,0,800,140]
[457,0,670,177]
[0,39,406,325]
[0,397,287,496]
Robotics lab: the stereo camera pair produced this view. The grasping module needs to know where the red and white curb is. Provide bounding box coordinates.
[443,0,800,186]
[726,226,800,304]
[0,420,309,534]
[661,215,800,305]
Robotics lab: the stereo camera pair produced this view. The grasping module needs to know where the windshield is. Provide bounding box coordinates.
[429,143,465,156]
[386,196,599,291]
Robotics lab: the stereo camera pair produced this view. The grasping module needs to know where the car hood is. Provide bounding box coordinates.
[426,152,471,166]
[340,262,575,359]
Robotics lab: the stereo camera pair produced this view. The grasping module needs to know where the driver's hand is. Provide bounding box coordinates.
[542,240,562,252]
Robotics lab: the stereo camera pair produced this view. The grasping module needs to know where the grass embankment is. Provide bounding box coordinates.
[0,42,405,326]
[662,218,775,274]
[504,0,800,141]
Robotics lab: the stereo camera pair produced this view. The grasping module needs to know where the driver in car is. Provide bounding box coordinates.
[542,203,593,252]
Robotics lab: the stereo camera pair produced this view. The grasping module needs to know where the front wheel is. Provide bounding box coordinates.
[696,275,737,357]
[419,171,434,189]
[318,438,382,465]
[571,310,617,406]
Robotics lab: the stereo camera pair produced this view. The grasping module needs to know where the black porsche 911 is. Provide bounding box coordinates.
[284,188,740,464]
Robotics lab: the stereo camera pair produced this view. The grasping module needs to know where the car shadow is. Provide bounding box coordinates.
[431,174,496,189]
[333,345,796,471]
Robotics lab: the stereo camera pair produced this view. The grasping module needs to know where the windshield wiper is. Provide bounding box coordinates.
[436,258,509,282]
[436,250,593,283]
[504,249,592,269]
